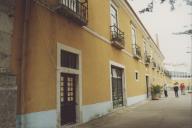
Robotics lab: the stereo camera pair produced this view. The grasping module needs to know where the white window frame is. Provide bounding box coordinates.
[110,2,119,27]
[131,25,137,46]
[143,39,147,54]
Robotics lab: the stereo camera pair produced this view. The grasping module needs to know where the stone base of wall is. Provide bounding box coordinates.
[0,73,17,128]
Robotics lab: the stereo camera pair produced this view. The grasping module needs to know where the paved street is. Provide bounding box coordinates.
[77,91,192,128]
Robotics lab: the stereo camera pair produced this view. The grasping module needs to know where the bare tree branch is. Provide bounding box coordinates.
[173,29,192,35]
[139,1,153,13]
[137,0,192,14]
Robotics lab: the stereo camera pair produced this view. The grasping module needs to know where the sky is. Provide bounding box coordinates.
[128,0,192,72]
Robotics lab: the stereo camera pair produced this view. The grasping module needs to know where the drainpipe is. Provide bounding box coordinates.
[20,0,30,127]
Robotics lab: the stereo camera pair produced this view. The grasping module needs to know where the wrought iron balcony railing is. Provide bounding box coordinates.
[144,52,151,65]
[132,44,141,59]
[152,61,156,69]
[55,0,88,26]
[110,25,125,49]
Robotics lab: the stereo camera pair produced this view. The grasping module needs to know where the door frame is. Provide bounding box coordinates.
[145,74,150,98]
[109,61,127,107]
[57,43,82,127]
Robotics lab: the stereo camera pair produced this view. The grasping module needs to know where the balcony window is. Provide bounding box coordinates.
[110,4,124,49]
[110,4,118,27]
[131,26,137,47]
[144,52,151,65]
[55,0,88,26]
[132,44,141,59]
[152,60,156,69]
[110,25,125,49]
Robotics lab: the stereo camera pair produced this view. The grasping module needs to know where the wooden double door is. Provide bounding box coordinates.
[60,73,76,125]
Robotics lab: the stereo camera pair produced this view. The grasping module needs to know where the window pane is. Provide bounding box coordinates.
[61,50,78,69]
[112,68,118,78]
[110,5,118,26]
[131,28,136,45]
[136,72,138,80]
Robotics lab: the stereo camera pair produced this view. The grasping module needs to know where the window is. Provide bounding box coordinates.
[110,4,118,26]
[135,71,139,81]
[61,50,79,69]
[131,26,136,45]
[150,46,153,57]
[143,40,147,53]
[112,67,122,78]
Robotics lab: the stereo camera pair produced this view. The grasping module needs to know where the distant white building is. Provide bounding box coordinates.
[164,63,191,80]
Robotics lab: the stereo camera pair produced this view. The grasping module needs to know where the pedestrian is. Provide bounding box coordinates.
[173,82,179,97]
[163,83,168,97]
[180,83,185,95]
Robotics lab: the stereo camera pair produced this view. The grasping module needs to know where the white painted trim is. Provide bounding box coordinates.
[82,27,134,60]
[56,68,61,128]
[110,60,125,69]
[57,43,81,68]
[109,62,113,107]
[56,67,80,75]
[56,43,82,127]
[122,49,133,58]
[109,60,127,107]
[16,110,57,128]
[81,101,112,123]
[143,40,146,55]
[127,94,147,106]
[82,26,111,44]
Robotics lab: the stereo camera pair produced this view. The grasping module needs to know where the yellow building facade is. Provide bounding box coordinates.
[12,0,167,128]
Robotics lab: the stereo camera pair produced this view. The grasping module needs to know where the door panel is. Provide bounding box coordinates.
[60,73,76,125]
[146,76,150,98]
[111,66,123,108]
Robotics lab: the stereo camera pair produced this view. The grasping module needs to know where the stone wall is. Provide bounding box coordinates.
[0,0,15,68]
[0,0,17,128]
[0,71,17,128]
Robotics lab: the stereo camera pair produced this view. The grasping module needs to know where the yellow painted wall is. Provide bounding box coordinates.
[12,0,166,114]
